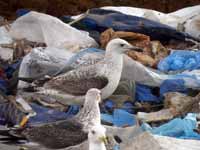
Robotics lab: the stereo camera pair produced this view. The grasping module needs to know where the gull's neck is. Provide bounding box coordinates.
[89,142,106,150]
[104,50,123,67]
[100,49,124,99]
[75,99,100,130]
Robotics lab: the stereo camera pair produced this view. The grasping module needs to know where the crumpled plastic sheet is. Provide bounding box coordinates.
[0,79,8,94]
[0,101,80,126]
[0,27,13,45]
[101,6,200,39]
[135,84,160,103]
[9,11,98,51]
[78,8,198,42]
[141,113,200,140]
[135,79,188,102]
[16,9,30,17]
[0,60,21,94]
[158,50,200,72]
[18,47,74,89]
[159,79,187,96]
[101,99,134,114]
[28,103,79,126]
[123,55,200,90]
[4,60,21,79]
[101,109,136,127]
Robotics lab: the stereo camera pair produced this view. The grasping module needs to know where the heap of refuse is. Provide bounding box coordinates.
[0,5,200,150]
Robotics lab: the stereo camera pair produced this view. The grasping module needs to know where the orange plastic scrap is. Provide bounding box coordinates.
[20,115,29,127]
[127,51,157,67]
[100,28,151,52]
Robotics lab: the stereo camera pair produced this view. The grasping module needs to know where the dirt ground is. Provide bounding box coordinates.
[0,0,200,19]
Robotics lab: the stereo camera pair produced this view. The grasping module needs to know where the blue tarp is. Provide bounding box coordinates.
[16,9,30,17]
[101,109,136,127]
[28,103,80,125]
[135,79,189,102]
[141,113,200,140]
[79,8,198,42]
[159,79,187,96]
[135,84,160,102]
[0,79,8,94]
[158,50,200,72]
[0,60,22,95]
[0,102,80,126]
[101,99,134,114]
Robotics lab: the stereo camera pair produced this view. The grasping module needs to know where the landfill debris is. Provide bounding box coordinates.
[105,125,143,145]
[137,92,200,123]
[142,113,200,140]
[1,39,46,61]
[121,132,200,150]
[9,11,98,51]
[18,47,74,89]
[100,28,151,51]
[0,47,13,63]
[158,50,200,72]
[101,109,137,127]
[0,5,200,150]
[137,109,174,123]
[102,5,200,39]
[100,28,158,67]
[0,26,12,45]
[78,8,199,42]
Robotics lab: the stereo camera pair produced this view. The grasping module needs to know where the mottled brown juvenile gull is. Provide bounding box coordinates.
[18,124,107,150]
[0,88,102,149]
[32,38,142,105]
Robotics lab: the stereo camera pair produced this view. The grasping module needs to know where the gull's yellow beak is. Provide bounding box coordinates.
[99,136,108,144]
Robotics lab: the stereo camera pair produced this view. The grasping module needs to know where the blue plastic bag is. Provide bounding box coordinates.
[16,9,30,17]
[101,109,136,127]
[135,84,160,102]
[159,79,187,96]
[141,113,200,140]
[158,50,200,72]
[28,103,79,125]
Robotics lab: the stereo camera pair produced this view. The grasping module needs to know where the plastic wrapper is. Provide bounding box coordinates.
[101,109,136,127]
[158,50,200,72]
[142,113,200,140]
[9,11,98,51]
[0,27,12,45]
[18,47,75,89]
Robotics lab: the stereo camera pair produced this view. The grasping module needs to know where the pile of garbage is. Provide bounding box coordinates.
[0,5,200,150]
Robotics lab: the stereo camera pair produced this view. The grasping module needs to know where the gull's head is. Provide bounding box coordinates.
[88,124,108,145]
[106,38,143,54]
[86,88,102,103]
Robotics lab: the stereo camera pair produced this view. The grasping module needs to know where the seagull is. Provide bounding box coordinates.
[87,124,107,150]
[54,124,107,150]
[24,38,142,105]
[0,88,102,149]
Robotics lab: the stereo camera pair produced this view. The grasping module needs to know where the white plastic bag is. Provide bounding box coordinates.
[9,11,98,52]
[18,47,75,89]
[0,26,13,61]
[0,26,13,44]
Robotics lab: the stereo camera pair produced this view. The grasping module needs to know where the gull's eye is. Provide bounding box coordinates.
[120,44,125,47]
[92,130,96,134]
